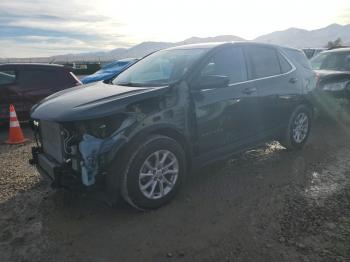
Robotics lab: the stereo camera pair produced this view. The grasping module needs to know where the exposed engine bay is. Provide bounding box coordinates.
[30,114,136,187]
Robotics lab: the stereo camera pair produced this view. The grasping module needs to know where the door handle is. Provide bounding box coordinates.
[289,77,298,84]
[242,87,257,95]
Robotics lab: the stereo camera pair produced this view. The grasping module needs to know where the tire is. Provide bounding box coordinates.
[109,134,186,210]
[280,105,312,150]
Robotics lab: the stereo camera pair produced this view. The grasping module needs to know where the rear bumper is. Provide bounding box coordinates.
[311,88,350,113]
[323,89,350,99]
[29,147,81,188]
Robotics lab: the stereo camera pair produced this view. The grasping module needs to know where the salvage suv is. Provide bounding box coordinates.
[30,42,316,210]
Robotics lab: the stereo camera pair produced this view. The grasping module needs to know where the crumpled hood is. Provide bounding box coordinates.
[31,81,169,122]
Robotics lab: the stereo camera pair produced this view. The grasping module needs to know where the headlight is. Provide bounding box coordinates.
[322,81,349,91]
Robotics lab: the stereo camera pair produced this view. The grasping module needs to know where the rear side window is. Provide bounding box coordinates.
[283,48,311,69]
[18,69,77,89]
[200,47,247,84]
[0,70,16,85]
[278,53,293,73]
[18,70,59,89]
[246,46,281,79]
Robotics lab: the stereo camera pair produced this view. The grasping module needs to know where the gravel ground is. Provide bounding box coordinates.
[1,116,350,262]
[0,142,50,262]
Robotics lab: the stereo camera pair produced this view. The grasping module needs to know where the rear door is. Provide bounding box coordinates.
[0,67,25,121]
[192,45,262,155]
[244,45,298,136]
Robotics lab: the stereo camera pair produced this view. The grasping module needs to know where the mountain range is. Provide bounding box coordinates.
[2,23,350,63]
[255,23,350,48]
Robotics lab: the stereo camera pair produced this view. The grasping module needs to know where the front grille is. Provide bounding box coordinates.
[40,121,64,163]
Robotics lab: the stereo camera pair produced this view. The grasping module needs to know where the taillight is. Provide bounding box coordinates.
[70,72,83,86]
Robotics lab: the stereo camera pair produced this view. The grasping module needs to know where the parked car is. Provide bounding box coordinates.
[80,58,138,84]
[310,48,350,99]
[30,42,316,210]
[302,48,326,59]
[0,63,81,123]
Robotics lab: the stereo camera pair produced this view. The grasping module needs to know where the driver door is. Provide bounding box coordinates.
[191,46,262,155]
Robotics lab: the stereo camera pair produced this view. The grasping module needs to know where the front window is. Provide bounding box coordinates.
[113,48,208,87]
[311,51,350,71]
[199,47,247,84]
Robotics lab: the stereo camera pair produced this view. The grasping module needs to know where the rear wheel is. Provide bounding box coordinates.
[280,105,312,150]
[109,135,186,210]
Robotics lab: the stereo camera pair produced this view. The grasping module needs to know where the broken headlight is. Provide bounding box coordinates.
[76,113,128,139]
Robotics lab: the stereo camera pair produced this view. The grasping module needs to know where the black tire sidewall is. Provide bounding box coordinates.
[121,135,186,210]
[286,105,312,149]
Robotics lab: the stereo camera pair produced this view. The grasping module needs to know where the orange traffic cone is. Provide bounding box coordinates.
[6,104,28,144]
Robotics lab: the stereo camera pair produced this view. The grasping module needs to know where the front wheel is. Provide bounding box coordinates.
[280,105,312,150]
[119,135,186,210]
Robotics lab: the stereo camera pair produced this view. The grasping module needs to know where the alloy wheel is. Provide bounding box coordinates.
[138,150,179,200]
[292,112,309,143]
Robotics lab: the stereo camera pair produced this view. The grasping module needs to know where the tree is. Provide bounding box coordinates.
[326,38,343,49]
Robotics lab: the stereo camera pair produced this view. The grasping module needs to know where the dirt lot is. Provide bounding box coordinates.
[0,116,350,262]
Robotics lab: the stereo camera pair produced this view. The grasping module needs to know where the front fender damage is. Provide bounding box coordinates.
[78,118,135,186]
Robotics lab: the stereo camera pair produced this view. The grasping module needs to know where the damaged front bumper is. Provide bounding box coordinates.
[29,115,135,189]
[29,129,130,189]
[29,147,81,188]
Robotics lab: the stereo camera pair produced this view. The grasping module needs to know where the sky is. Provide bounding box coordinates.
[1,0,350,58]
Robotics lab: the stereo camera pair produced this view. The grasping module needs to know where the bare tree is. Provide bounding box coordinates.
[326,38,343,49]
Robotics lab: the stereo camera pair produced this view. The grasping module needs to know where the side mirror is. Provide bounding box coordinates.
[195,75,229,90]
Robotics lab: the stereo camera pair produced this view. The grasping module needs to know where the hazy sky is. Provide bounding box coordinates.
[1,0,350,58]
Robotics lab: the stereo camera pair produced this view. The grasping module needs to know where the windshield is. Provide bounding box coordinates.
[113,48,208,87]
[310,51,350,71]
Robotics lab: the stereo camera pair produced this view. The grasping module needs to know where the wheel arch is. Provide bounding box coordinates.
[110,124,193,171]
[299,98,315,118]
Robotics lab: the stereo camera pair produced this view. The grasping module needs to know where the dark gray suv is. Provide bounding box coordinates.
[30,42,316,210]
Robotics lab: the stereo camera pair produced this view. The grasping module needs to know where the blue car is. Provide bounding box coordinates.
[81,58,138,84]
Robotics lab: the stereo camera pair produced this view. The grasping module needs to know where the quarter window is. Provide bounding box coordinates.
[278,53,293,73]
[0,70,16,85]
[200,47,247,84]
[247,46,281,79]
[285,49,311,69]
